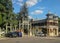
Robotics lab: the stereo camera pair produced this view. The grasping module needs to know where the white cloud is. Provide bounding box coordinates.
[26,1,36,7]
[17,0,24,6]
[12,0,24,6]
[18,0,23,2]
[39,7,45,9]
[37,7,45,10]
[20,3,23,6]
[31,10,43,15]
[26,0,42,7]
[12,0,42,7]
[28,16,33,19]
[16,2,23,6]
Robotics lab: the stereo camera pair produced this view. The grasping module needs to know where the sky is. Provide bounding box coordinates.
[12,0,60,20]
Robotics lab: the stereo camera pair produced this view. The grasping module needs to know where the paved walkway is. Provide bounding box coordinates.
[0,36,60,40]
[22,36,60,40]
[0,36,60,43]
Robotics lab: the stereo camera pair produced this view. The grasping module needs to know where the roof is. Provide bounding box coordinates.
[32,19,46,24]
[46,12,58,17]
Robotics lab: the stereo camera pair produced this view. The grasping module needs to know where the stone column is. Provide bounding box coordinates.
[53,29,55,36]
[19,20,21,30]
[22,23,24,37]
[47,29,49,36]
[10,24,12,32]
[21,18,24,37]
[51,29,54,36]
[28,24,29,36]
[32,27,35,36]
[47,28,50,36]
[0,27,1,37]
[15,25,17,31]
[6,23,8,33]
[56,29,58,36]
[29,24,33,36]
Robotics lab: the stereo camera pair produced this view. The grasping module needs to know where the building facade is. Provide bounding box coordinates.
[31,12,59,36]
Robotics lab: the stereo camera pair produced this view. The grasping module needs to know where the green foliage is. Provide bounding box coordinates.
[0,14,2,25]
[0,4,5,12]
[0,0,18,28]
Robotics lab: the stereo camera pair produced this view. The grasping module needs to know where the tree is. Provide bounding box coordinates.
[0,0,13,27]
[0,13,2,25]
